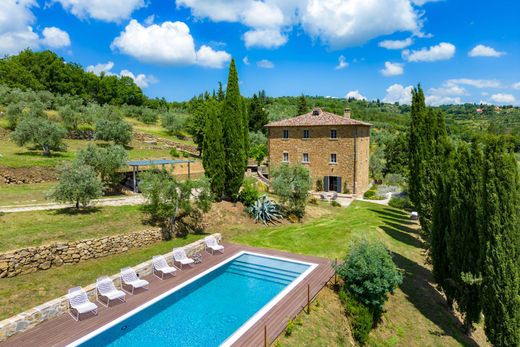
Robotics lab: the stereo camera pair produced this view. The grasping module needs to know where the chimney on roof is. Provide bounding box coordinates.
[312,108,321,116]
[344,108,351,118]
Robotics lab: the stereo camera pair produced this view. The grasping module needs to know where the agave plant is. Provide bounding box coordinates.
[248,195,282,225]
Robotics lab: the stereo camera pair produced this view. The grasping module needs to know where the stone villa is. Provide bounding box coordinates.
[265,107,371,195]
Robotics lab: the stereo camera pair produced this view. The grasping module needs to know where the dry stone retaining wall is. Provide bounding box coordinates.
[0,233,221,342]
[0,228,163,278]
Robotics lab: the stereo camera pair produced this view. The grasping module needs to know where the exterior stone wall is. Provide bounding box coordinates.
[0,229,163,278]
[268,124,370,195]
[0,233,221,342]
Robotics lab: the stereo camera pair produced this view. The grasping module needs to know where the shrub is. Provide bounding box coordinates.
[342,181,350,194]
[285,319,295,336]
[170,147,181,158]
[271,164,311,220]
[388,195,414,211]
[363,189,376,199]
[384,173,406,188]
[330,200,341,207]
[315,178,323,192]
[336,239,403,321]
[339,290,373,345]
[238,178,260,207]
[247,195,282,224]
[308,196,319,205]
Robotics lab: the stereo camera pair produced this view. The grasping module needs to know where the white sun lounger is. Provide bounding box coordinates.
[96,276,126,307]
[172,248,195,270]
[204,236,224,254]
[120,267,149,294]
[67,287,98,321]
[152,255,177,279]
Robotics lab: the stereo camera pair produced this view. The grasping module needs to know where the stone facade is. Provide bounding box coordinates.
[267,110,370,195]
[0,233,221,342]
[0,229,164,278]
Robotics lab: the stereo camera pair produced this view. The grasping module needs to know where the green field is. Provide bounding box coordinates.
[0,182,56,206]
[0,205,149,252]
[0,201,488,346]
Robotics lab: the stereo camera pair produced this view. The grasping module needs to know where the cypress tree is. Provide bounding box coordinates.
[221,59,245,198]
[202,100,225,199]
[408,85,426,213]
[242,96,250,166]
[480,139,520,347]
[430,149,454,307]
[217,82,225,102]
[249,93,269,133]
[446,142,483,331]
[296,94,308,115]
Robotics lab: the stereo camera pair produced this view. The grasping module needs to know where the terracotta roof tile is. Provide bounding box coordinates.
[265,108,371,127]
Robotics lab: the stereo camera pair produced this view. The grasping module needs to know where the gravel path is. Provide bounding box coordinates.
[0,195,146,213]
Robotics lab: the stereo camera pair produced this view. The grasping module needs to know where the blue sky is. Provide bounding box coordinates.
[1,0,519,105]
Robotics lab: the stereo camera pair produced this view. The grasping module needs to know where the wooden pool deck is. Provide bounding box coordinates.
[1,243,334,347]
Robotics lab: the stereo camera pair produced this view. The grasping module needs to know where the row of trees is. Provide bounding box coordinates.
[7,102,134,156]
[409,86,519,346]
[202,59,249,199]
[0,50,145,106]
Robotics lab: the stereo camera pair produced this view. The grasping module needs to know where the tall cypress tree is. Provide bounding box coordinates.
[202,99,225,199]
[480,140,520,347]
[408,85,427,212]
[446,142,483,331]
[241,96,250,166]
[217,82,225,102]
[296,94,308,115]
[221,59,245,198]
[431,162,454,307]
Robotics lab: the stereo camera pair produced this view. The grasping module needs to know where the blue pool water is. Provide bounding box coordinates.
[76,253,310,347]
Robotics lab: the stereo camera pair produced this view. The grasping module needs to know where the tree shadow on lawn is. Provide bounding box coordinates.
[52,207,101,215]
[381,225,423,248]
[391,251,479,347]
[368,208,415,225]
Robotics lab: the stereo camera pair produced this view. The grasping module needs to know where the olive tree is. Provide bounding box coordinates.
[76,143,128,189]
[270,163,311,219]
[10,117,66,156]
[139,170,213,239]
[94,118,133,146]
[47,162,103,209]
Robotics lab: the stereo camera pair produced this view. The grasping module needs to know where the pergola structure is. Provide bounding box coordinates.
[127,159,194,192]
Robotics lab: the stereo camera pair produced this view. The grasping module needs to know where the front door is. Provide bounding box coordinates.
[325,176,342,193]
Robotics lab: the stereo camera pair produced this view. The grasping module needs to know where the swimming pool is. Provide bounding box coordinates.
[70,251,316,347]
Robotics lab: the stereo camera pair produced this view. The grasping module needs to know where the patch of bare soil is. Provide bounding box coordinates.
[203,201,258,232]
[0,166,57,184]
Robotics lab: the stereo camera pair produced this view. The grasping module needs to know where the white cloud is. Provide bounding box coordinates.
[383,84,413,104]
[257,59,274,68]
[0,0,39,56]
[513,82,520,90]
[41,27,71,48]
[403,42,456,62]
[243,56,250,65]
[380,62,404,76]
[425,95,462,106]
[426,83,464,105]
[378,37,413,50]
[411,0,442,5]
[52,0,144,23]
[243,28,287,49]
[120,69,158,88]
[86,61,115,75]
[111,20,230,68]
[86,61,157,88]
[446,78,501,88]
[144,15,155,26]
[335,55,348,70]
[345,90,367,100]
[178,0,426,50]
[468,44,505,58]
[490,93,516,104]
[195,45,231,68]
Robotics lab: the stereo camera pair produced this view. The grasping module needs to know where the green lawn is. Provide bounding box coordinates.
[0,201,487,346]
[0,234,203,320]
[231,201,486,347]
[0,182,56,206]
[0,205,149,252]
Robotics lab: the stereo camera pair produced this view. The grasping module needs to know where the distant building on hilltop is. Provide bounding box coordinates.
[265,107,371,195]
